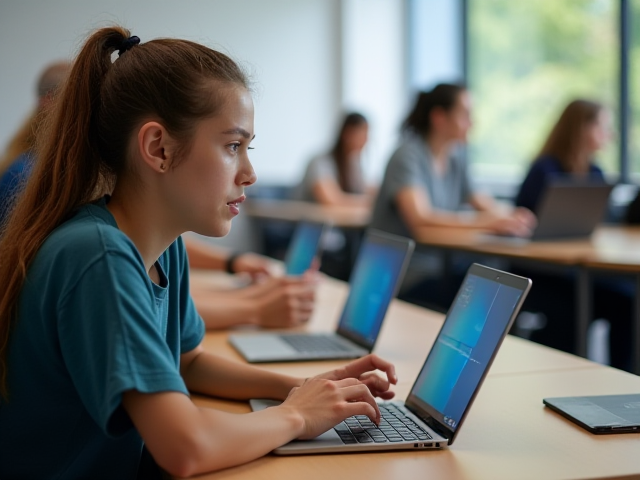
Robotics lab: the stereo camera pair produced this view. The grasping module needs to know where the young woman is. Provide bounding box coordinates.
[370,83,535,310]
[512,100,632,371]
[515,99,610,213]
[0,62,317,332]
[297,112,373,207]
[0,27,396,478]
[370,83,534,239]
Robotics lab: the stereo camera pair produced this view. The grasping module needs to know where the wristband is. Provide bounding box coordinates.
[225,253,241,274]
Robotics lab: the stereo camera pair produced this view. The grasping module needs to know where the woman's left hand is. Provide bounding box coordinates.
[314,354,397,400]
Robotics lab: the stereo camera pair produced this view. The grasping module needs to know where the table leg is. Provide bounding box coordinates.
[576,267,590,358]
[634,274,640,374]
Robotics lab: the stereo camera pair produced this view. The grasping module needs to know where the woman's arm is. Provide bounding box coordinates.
[122,352,396,477]
[191,275,316,329]
[396,186,534,236]
[183,236,273,277]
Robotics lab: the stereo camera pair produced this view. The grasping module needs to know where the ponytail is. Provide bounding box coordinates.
[402,83,466,136]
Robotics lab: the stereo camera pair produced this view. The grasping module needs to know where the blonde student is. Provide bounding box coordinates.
[0,27,396,478]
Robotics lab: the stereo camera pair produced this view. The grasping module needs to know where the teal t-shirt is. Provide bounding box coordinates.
[0,198,205,479]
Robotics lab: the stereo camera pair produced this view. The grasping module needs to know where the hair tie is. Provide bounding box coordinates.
[118,36,140,57]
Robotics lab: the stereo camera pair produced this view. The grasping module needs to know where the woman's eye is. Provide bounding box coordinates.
[229,143,240,152]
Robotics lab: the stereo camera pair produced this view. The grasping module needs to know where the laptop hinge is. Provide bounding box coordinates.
[406,405,452,443]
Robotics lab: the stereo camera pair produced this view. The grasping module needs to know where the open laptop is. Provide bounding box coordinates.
[482,181,613,244]
[284,221,329,276]
[543,394,640,434]
[529,181,613,240]
[251,263,531,453]
[229,229,415,363]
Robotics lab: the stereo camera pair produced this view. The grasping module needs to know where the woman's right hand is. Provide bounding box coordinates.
[487,207,537,237]
[278,376,380,440]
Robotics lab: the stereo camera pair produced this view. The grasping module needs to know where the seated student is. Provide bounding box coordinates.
[0,61,71,225]
[0,63,317,331]
[0,27,397,479]
[370,83,534,309]
[296,112,373,207]
[296,112,375,280]
[513,99,632,371]
[515,99,609,213]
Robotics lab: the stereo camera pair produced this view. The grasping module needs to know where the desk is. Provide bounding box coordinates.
[414,225,640,371]
[183,277,640,480]
[244,199,370,229]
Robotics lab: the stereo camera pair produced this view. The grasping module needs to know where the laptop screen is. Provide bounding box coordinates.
[336,230,414,348]
[406,265,530,441]
[284,222,325,276]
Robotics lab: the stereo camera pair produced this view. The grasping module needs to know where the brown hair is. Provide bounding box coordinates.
[537,99,604,173]
[0,61,71,176]
[402,83,466,136]
[331,112,368,193]
[0,26,248,398]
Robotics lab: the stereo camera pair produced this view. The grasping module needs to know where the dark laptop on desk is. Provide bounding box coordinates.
[251,263,532,454]
[483,181,614,244]
[543,394,640,434]
[229,229,414,363]
[529,181,614,240]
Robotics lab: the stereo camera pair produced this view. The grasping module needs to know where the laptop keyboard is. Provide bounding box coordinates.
[280,334,352,353]
[334,403,433,444]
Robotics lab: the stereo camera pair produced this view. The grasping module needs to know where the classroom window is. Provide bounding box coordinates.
[466,0,619,186]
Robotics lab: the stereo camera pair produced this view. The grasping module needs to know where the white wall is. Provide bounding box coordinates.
[0,0,343,186]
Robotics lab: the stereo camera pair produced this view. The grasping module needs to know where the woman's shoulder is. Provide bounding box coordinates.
[43,201,141,267]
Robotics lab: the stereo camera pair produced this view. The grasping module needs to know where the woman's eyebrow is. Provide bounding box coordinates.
[222,127,255,140]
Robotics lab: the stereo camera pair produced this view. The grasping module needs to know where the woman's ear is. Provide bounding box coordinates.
[137,121,173,173]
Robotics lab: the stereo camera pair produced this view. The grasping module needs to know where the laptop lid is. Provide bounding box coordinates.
[403,264,531,445]
[532,180,613,240]
[335,229,414,351]
[284,221,328,275]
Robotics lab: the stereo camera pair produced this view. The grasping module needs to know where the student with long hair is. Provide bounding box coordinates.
[0,63,317,331]
[0,27,396,478]
[515,99,610,213]
[513,100,632,371]
[297,112,373,206]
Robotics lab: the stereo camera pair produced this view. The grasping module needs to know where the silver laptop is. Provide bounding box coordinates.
[284,221,329,276]
[229,229,415,363]
[530,180,613,240]
[251,263,531,454]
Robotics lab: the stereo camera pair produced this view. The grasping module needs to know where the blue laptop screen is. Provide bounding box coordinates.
[411,274,523,429]
[337,240,407,345]
[285,223,323,275]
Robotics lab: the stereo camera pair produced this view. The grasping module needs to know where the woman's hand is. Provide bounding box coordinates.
[253,274,318,328]
[279,354,397,439]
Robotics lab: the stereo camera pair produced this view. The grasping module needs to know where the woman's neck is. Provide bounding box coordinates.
[424,132,453,174]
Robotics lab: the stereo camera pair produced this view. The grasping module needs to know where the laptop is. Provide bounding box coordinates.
[482,181,613,244]
[543,394,640,434]
[530,180,613,240]
[229,229,415,363]
[284,221,329,276]
[251,263,531,454]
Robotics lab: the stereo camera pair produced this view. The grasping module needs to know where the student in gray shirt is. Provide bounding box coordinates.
[371,83,534,238]
[370,83,535,309]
